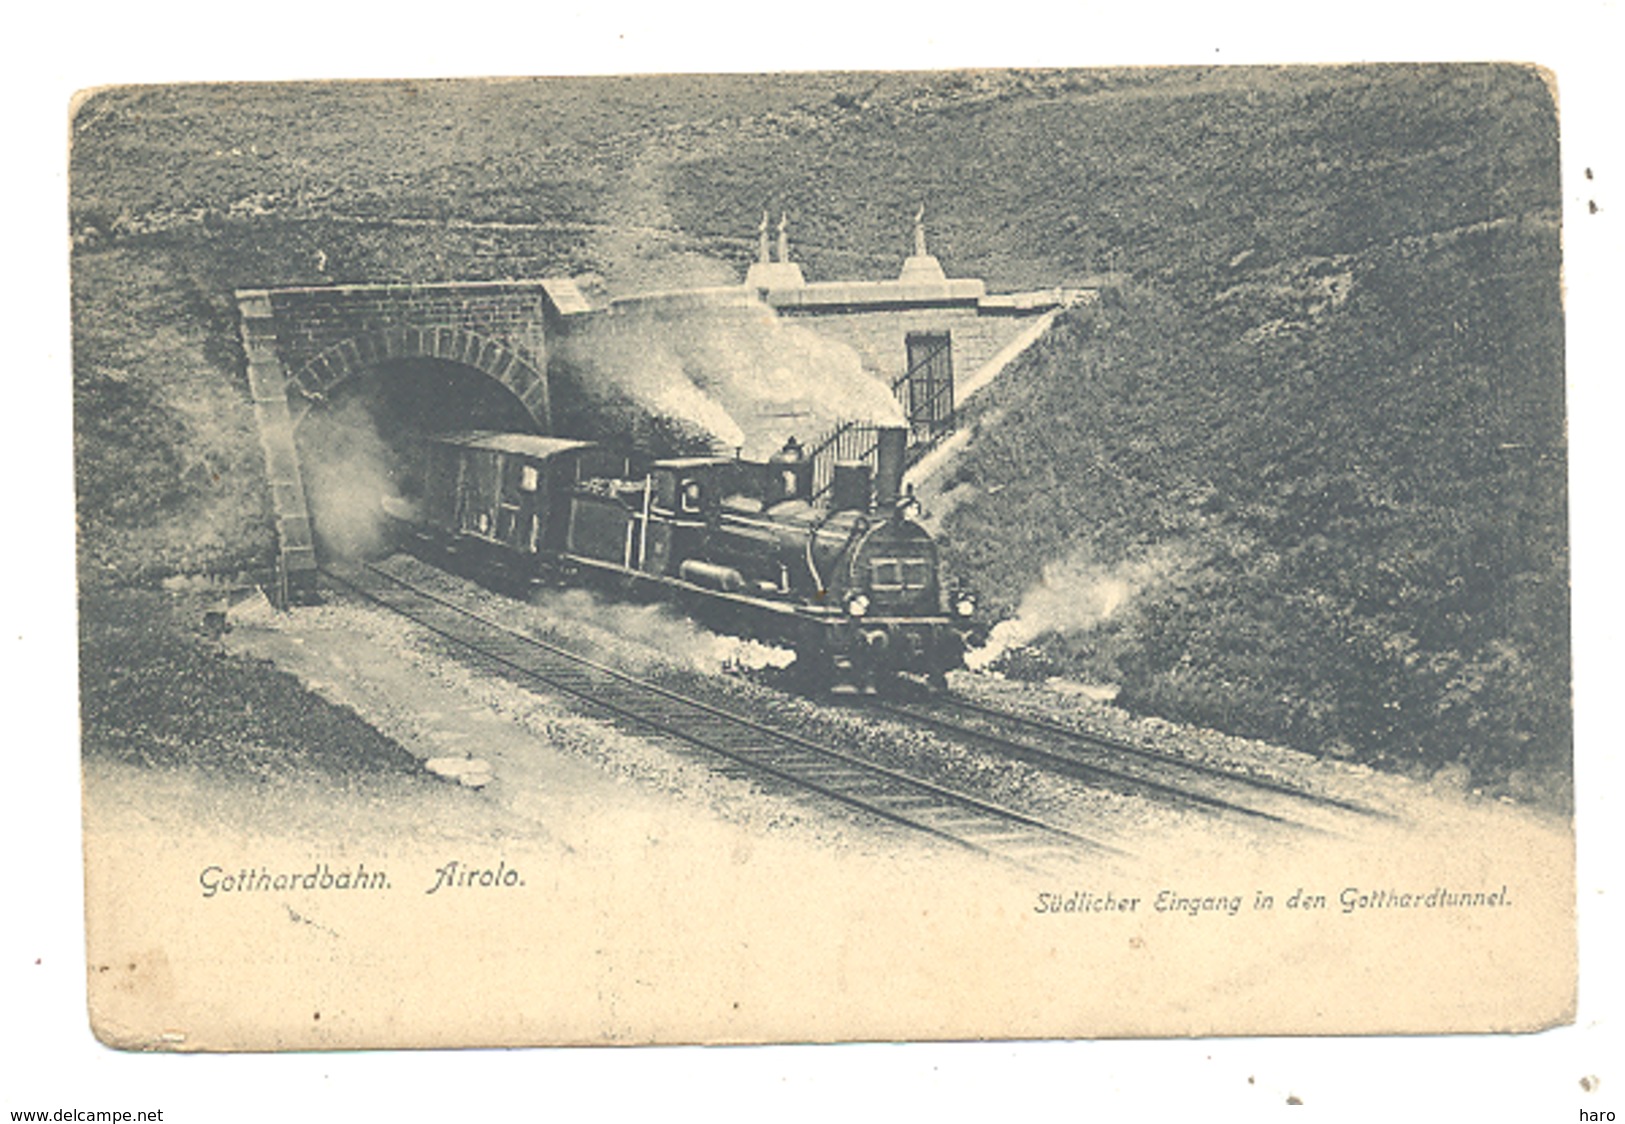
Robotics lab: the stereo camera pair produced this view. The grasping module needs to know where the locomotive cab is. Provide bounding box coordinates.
[649,457,728,518]
[646,456,732,580]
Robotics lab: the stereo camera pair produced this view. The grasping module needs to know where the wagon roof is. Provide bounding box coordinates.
[429,431,598,459]
[650,456,736,470]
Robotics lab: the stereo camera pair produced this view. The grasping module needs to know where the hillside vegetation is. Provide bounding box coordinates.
[71,65,1568,801]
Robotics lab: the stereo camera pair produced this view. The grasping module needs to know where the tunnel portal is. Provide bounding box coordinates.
[236,280,572,602]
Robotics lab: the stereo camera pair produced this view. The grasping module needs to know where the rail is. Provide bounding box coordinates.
[323,561,1121,873]
[870,694,1392,825]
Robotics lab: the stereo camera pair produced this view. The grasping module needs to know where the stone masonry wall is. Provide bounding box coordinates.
[264,282,551,396]
[778,306,1037,390]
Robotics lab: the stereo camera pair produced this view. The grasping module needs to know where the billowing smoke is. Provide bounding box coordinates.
[563,315,749,452]
[297,396,404,561]
[968,545,1188,671]
[558,293,906,459]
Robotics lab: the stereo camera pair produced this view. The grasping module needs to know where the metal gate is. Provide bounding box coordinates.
[901,332,955,445]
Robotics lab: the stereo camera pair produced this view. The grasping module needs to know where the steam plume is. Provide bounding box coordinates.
[968,545,1187,671]
[530,587,794,674]
[558,293,905,459]
[297,396,403,560]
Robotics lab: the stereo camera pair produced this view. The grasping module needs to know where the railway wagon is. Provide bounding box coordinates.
[396,428,977,688]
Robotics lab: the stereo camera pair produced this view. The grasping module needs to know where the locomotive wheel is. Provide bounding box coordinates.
[868,669,904,696]
[791,648,835,693]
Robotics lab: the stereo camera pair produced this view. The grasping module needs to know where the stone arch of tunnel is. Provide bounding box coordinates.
[237,283,557,604]
[285,327,550,432]
[293,345,550,565]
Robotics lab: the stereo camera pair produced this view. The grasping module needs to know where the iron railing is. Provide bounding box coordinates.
[805,344,958,502]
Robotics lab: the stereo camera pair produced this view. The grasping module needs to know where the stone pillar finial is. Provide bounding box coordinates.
[777,212,790,263]
[757,211,771,264]
[913,204,928,257]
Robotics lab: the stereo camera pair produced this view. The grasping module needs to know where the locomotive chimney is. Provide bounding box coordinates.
[830,461,872,512]
[874,426,907,511]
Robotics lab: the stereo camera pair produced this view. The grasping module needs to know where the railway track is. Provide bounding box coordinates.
[869,692,1389,831]
[323,562,1120,874]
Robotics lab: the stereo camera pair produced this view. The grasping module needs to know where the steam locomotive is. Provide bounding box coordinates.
[388,426,977,689]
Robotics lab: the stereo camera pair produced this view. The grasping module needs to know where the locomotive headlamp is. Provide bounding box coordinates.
[954,594,977,618]
[846,593,871,618]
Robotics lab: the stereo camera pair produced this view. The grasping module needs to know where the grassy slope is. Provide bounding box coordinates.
[79,589,415,779]
[70,66,1568,797]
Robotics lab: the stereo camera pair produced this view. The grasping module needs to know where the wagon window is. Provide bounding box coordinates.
[519,464,540,492]
[681,480,703,513]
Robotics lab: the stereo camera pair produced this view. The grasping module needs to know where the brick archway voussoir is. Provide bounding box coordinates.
[288,327,550,430]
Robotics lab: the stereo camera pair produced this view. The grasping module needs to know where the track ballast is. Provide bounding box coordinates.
[869,692,1389,832]
[324,561,1120,873]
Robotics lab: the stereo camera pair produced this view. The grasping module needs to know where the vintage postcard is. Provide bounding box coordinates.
[72,65,1574,1049]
